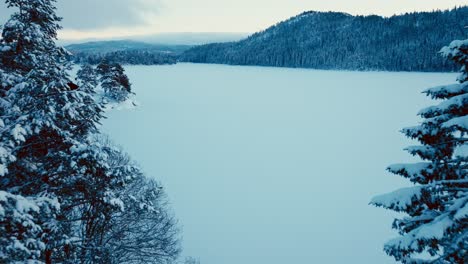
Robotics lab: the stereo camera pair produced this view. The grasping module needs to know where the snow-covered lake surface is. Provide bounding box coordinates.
[102,63,456,264]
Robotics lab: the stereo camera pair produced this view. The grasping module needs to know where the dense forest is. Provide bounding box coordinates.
[180,7,468,71]
[71,49,178,65]
[66,40,189,65]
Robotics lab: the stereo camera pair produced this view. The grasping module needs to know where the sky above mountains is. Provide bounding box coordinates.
[0,0,466,40]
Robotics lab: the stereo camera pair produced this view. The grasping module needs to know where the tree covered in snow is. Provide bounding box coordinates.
[97,140,181,264]
[0,0,179,263]
[0,0,102,261]
[76,64,99,93]
[96,60,132,103]
[371,39,468,263]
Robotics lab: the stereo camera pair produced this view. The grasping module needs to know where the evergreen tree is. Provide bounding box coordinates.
[0,1,180,263]
[76,64,99,92]
[97,139,181,263]
[0,0,98,261]
[67,136,140,263]
[371,39,467,263]
[0,0,122,262]
[97,61,132,103]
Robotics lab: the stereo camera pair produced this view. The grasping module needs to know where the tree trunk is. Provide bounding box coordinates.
[45,250,52,264]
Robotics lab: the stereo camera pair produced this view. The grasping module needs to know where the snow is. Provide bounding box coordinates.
[102,95,138,111]
[388,163,433,178]
[11,124,27,142]
[0,191,7,202]
[424,82,468,99]
[0,163,7,176]
[70,143,87,153]
[454,202,468,220]
[440,39,468,58]
[1,46,11,52]
[442,115,468,130]
[108,198,125,212]
[102,63,456,264]
[411,214,452,240]
[0,191,60,218]
[0,147,8,157]
[404,146,436,159]
[453,143,468,158]
[94,86,138,112]
[386,214,453,250]
[15,195,40,214]
[370,186,423,211]
[418,93,467,117]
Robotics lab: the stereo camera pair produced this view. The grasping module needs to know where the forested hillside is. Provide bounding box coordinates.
[180,7,468,71]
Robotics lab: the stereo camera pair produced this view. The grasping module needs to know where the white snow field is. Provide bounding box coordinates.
[102,63,456,264]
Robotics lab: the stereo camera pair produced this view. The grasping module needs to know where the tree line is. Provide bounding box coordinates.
[70,50,177,66]
[180,7,468,72]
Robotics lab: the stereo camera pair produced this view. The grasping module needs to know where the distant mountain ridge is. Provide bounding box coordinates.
[134,32,249,45]
[57,32,248,46]
[180,7,468,72]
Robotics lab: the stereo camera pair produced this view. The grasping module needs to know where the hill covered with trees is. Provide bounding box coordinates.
[180,7,468,72]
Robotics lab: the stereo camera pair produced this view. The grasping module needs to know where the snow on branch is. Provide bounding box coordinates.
[424,82,468,99]
[418,93,468,118]
[370,186,424,212]
[387,163,433,183]
[442,115,468,131]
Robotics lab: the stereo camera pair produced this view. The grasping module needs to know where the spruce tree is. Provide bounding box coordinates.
[0,0,120,262]
[76,64,99,92]
[97,61,132,103]
[371,39,467,263]
[1,1,180,263]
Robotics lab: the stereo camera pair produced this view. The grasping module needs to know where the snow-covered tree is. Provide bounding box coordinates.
[67,136,180,264]
[0,1,179,263]
[76,64,99,92]
[371,39,467,263]
[102,145,181,264]
[65,136,140,263]
[0,0,115,262]
[97,60,132,102]
[0,190,59,262]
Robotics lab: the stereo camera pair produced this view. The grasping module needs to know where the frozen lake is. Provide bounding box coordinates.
[102,63,455,264]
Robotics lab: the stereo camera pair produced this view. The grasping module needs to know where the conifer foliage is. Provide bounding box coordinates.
[371,39,467,263]
[97,61,132,103]
[0,0,103,261]
[0,0,179,263]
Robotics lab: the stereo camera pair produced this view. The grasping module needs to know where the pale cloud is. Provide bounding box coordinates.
[0,0,161,30]
[58,26,158,41]
[55,0,161,30]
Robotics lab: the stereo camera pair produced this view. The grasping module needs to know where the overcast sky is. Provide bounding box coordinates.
[0,0,467,40]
